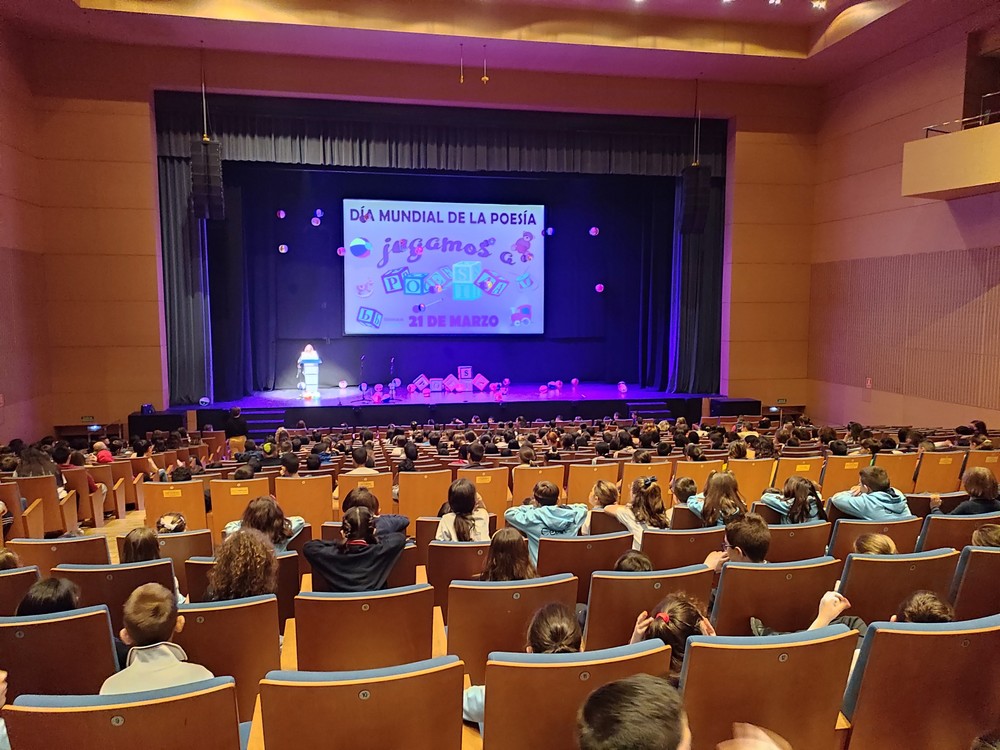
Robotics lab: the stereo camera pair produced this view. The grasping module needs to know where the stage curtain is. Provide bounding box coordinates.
[158,156,214,405]
[154,93,726,179]
[665,176,725,394]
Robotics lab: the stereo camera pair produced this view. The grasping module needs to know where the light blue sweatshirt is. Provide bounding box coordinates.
[223,516,306,553]
[759,491,824,524]
[828,488,910,521]
[504,504,588,563]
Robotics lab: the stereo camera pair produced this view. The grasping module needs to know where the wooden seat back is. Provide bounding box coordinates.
[144,480,209,532]
[773,457,824,490]
[14,476,77,535]
[711,557,842,636]
[838,549,961,624]
[457,467,510,524]
[726,459,777,505]
[584,565,714,651]
[873,452,920,494]
[274,475,334,532]
[426,541,490,622]
[259,656,464,750]
[8,536,110,571]
[208,478,270,543]
[913,452,964,493]
[641,527,726,571]
[117,529,213,597]
[951,546,1000,620]
[916,511,1000,552]
[294,584,434,671]
[397,471,452,534]
[175,595,281,722]
[511,465,563,505]
[55,559,175,633]
[447,573,578,684]
[766,521,833,563]
[565,463,619,504]
[0,566,40,616]
[537,532,633,603]
[683,625,857,749]
[482,641,672,749]
[0,605,117,701]
[819,454,871,496]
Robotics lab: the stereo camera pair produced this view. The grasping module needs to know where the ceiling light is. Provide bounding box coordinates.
[722,0,735,4]
[768,0,781,5]
[812,0,827,7]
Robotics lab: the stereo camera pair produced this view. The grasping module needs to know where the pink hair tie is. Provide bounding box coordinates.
[654,612,670,624]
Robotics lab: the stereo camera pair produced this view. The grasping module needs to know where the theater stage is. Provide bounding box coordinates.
[132,384,744,439]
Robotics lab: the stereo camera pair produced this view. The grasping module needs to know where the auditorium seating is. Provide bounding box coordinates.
[0,481,26,538]
[481,641,672,749]
[208,477,270,543]
[142,479,209,532]
[872,452,919,494]
[457,466,510,522]
[906,491,969,516]
[115,529,213,597]
[912,451,964,493]
[4,678,243,750]
[819,454,871,495]
[586,508,627,535]
[726,458,776,505]
[915,511,1000,551]
[681,625,857,750]
[842,615,1000,749]
[565,463,617,503]
[0,565,39,615]
[536,531,633,603]
[837,549,961,624]
[54,559,175,632]
[259,656,465,750]
[294,585,434,670]
[336,472,393,510]
[951,546,1000,620]
[622,462,671,505]
[583,565,714,650]
[396,470,452,533]
[426,540,490,622]
[14,476,78,536]
[773,456,823,490]
[447,573,578,683]
[963,450,1000,474]
[8,535,111,570]
[641,527,726,570]
[60,467,105,529]
[710,557,841,636]
[0,605,118,701]
[86,464,126,520]
[826,517,923,563]
[667,504,704,530]
[765,520,833,563]
[175,594,281,722]
[673,460,724,494]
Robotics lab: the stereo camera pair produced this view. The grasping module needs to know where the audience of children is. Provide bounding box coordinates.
[223,496,305,553]
[505,480,588,564]
[434,478,491,541]
[580,479,619,535]
[759,475,827,524]
[303,506,406,591]
[601,476,670,549]
[687,471,749,527]
[828,466,910,520]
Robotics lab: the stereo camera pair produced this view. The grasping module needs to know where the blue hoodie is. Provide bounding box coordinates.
[759,491,825,524]
[504,504,589,563]
[828,488,911,520]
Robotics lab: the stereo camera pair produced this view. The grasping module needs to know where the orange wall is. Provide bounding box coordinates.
[810,16,1000,427]
[0,27,49,442]
[3,35,821,435]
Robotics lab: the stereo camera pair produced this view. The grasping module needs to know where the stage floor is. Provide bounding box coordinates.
[204,383,678,410]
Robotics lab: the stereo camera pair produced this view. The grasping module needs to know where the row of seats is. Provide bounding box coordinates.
[4,595,999,749]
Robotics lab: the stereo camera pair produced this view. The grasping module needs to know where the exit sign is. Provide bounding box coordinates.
[776,399,787,405]
[80,416,95,422]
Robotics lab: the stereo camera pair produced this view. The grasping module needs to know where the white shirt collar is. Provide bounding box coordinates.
[126,641,189,667]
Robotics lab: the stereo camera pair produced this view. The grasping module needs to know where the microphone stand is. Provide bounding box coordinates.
[352,355,371,404]
[385,356,398,402]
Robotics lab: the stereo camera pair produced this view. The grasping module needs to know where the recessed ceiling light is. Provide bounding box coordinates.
[722,0,735,4]
[812,0,827,7]
[768,0,781,5]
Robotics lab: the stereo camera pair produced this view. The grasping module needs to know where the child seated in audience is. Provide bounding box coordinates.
[223,496,305,553]
[629,592,715,682]
[435,479,490,541]
[479,527,537,582]
[576,674,691,750]
[828,466,910,521]
[891,590,954,624]
[16,577,80,617]
[121,527,185,605]
[505,481,588,564]
[614,550,653,572]
[687,471,748,527]
[929,467,1000,515]
[702,513,771,574]
[580,479,619,535]
[99,583,214,695]
[156,512,187,534]
[759,476,827,524]
[671,476,698,506]
[0,550,21,571]
[303,506,406,591]
[602,476,670,549]
[207,529,277,601]
[853,533,897,554]
[973,524,1000,547]
[340,487,409,536]
[463,603,582,730]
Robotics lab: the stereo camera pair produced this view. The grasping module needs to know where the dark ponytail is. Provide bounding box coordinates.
[643,593,709,676]
[527,603,582,654]
[448,478,478,542]
[784,476,826,524]
[336,506,377,551]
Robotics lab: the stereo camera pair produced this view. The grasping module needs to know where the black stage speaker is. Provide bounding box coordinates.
[680,164,711,235]
[191,138,224,220]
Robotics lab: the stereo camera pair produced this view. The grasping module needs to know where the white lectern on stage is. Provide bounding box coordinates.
[297,345,322,399]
